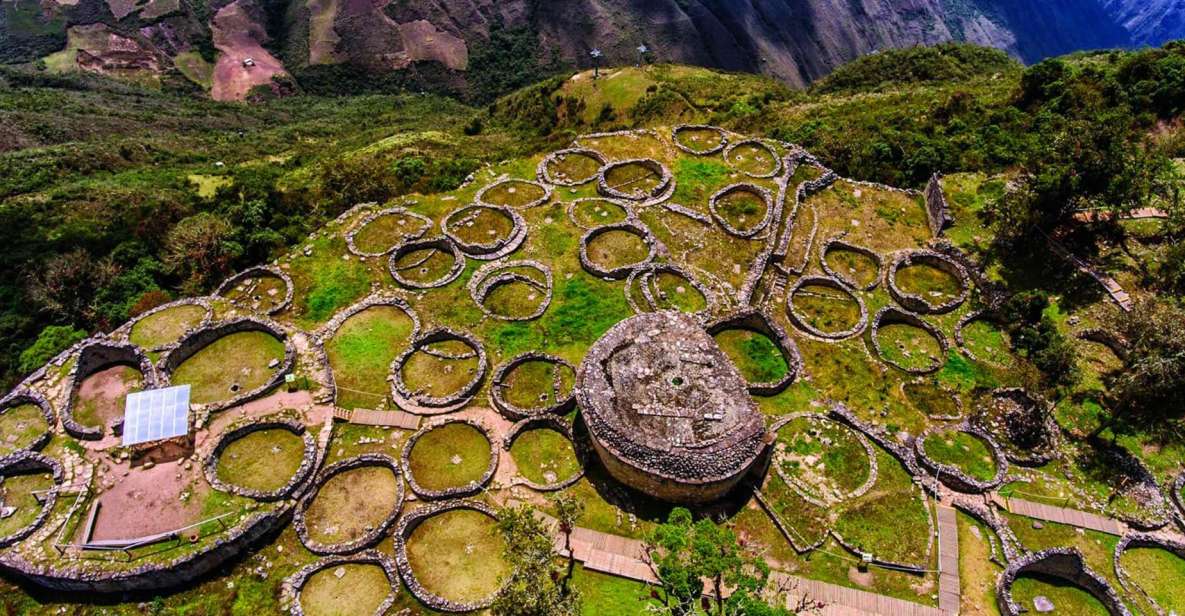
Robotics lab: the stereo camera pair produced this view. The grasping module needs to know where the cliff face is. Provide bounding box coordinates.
[0,0,1173,100]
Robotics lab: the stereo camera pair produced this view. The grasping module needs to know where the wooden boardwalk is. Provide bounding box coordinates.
[332,407,421,430]
[1044,233,1133,312]
[1072,207,1168,223]
[936,506,960,615]
[994,495,1126,536]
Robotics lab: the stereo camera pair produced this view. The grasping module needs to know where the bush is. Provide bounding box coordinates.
[19,324,86,375]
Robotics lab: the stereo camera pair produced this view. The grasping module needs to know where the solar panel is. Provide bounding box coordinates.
[122,385,191,447]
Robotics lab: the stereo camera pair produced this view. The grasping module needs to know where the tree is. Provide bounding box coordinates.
[999,291,1077,386]
[1110,298,1185,421]
[19,324,86,375]
[491,505,581,616]
[25,249,119,324]
[163,212,242,293]
[552,493,585,590]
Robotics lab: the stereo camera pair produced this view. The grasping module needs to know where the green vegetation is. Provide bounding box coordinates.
[714,330,788,384]
[0,403,48,456]
[216,428,306,493]
[407,422,492,491]
[1009,575,1109,615]
[509,428,581,485]
[170,331,285,404]
[923,430,997,481]
[18,325,85,374]
[325,306,415,410]
[128,303,206,349]
[789,283,863,333]
[1119,547,1185,612]
[298,563,392,616]
[406,508,509,603]
[876,323,944,372]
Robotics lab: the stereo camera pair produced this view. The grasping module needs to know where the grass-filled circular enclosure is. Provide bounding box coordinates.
[597,158,673,201]
[0,392,52,456]
[295,454,405,555]
[820,235,883,291]
[579,222,658,279]
[390,328,487,414]
[293,553,400,616]
[489,353,575,419]
[323,296,418,410]
[538,148,607,186]
[903,379,963,420]
[395,501,509,612]
[387,237,465,290]
[916,423,1005,492]
[346,206,433,257]
[475,178,552,209]
[504,416,583,490]
[0,452,62,549]
[128,299,211,351]
[869,307,948,374]
[1115,535,1185,615]
[786,276,868,340]
[215,266,294,316]
[164,320,290,409]
[566,198,632,229]
[625,263,713,317]
[769,414,876,507]
[724,139,781,178]
[442,204,526,260]
[709,183,774,238]
[707,309,801,395]
[467,260,553,321]
[673,124,728,155]
[403,419,497,499]
[208,420,315,501]
[955,311,1012,365]
[998,549,1127,616]
[888,250,970,314]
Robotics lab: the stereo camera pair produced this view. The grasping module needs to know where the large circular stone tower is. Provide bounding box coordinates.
[576,311,768,504]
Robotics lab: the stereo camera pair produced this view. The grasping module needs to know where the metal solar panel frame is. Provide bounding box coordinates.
[122,385,191,447]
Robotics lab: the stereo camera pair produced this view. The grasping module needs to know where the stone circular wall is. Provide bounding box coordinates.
[63,339,159,440]
[121,297,214,352]
[389,328,487,414]
[1113,533,1185,613]
[868,306,949,375]
[0,390,54,455]
[387,237,466,290]
[489,352,575,419]
[597,159,673,202]
[708,183,775,238]
[203,418,318,501]
[672,124,728,155]
[887,250,970,314]
[537,148,608,186]
[768,413,877,509]
[954,310,1003,363]
[565,197,634,230]
[0,451,63,549]
[475,178,553,210]
[401,418,498,500]
[293,453,405,555]
[393,499,504,613]
[914,422,1008,493]
[159,317,295,414]
[578,222,659,280]
[973,388,1060,467]
[625,262,717,321]
[819,234,883,291]
[467,260,553,321]
[215,265,295,316]
[706,309,802,396]
[785,275,869,341]
[345,206,433,258]
[723,139,782,179]
[441,204,527,261]
[502,415,584,491]
[283,550,400,616]
[996,548,1131,616]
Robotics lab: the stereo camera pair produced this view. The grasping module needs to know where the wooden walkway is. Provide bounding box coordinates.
[773,572,945,616]
[1044,233,1133,312]
[993,495,1126,536]
[332,407,421,430]
[1072,207,1169,223]
[936,506,960,615]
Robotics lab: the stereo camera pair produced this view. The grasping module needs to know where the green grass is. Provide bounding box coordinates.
[894,264,963,304]
[790,284,863,334]
[570,199,629,227]
[129,303,207,349]
[303,466,401,544]
[876,323,944,372]
[902,380,962,418]
[405,508,508,603]
[0,472,53,537]
[0,403,48,456]
[1119,547,1185,613]
[923,430,997,481]
[773,415,872,501]
[501,358,573,409]
[824,248,880,289]
[726,142,778,176]
[298,563,392,616]
[571,564,654,615]
[480,179,548,208]
[509,428,581,485]
[351,211,431,254]
[325,306,415,410]
[401,344,480,399]
[714,329,788,384]
[407,423,492,491]
[959,318,1011,365]
[170,331,285,405]
[672,158,730,205]
[304,262,372,324]
[1009,575,1109,615]
[216,428,306,493]
[584,229,650,271]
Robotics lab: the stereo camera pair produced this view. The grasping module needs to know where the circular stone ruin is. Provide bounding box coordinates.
[997,548,1131,616]
[0,390,53,457]
[537,148,607,186]
[768,413,877,508]
[709,183,775,238]
[902,379,964,420]
[579,222,659,279]
[706,309,802,396]
[625,263,714,318]
[442,204,527,260]
[285,550,400,616]
[503,415,583,491]
[673,124,728,155]
[126,298,212,352]
[390,328,486,415]
[575,311,767,504]
[820,234,883,291]
[566,198,632,229]
[475,178,552,210]
[786,275,869,340]
[955,310,1012,365]
[597,159,673,202]
[1113,533,1185,614]
[346,206,433,257]
[394,500,508,613]
[887,250,970,314]
[489,353,575,419]
[868,306,948,374]
[974,388,1060,467]
[387,237,465,290]
[294,454,405,555]
[215,265,294,316]
[467,260,553,321]
[724,139,782,178]
[204,418,317,501]
[914,422,1007,492]
[402,419,497,500]
[0,451,63,549]
[64,339,157,440]
[161,317,293,412]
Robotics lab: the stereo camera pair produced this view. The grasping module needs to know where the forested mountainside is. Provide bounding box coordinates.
[0,0,1169,101]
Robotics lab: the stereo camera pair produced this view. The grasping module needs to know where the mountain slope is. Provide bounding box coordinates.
[1104,0,1185,46]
